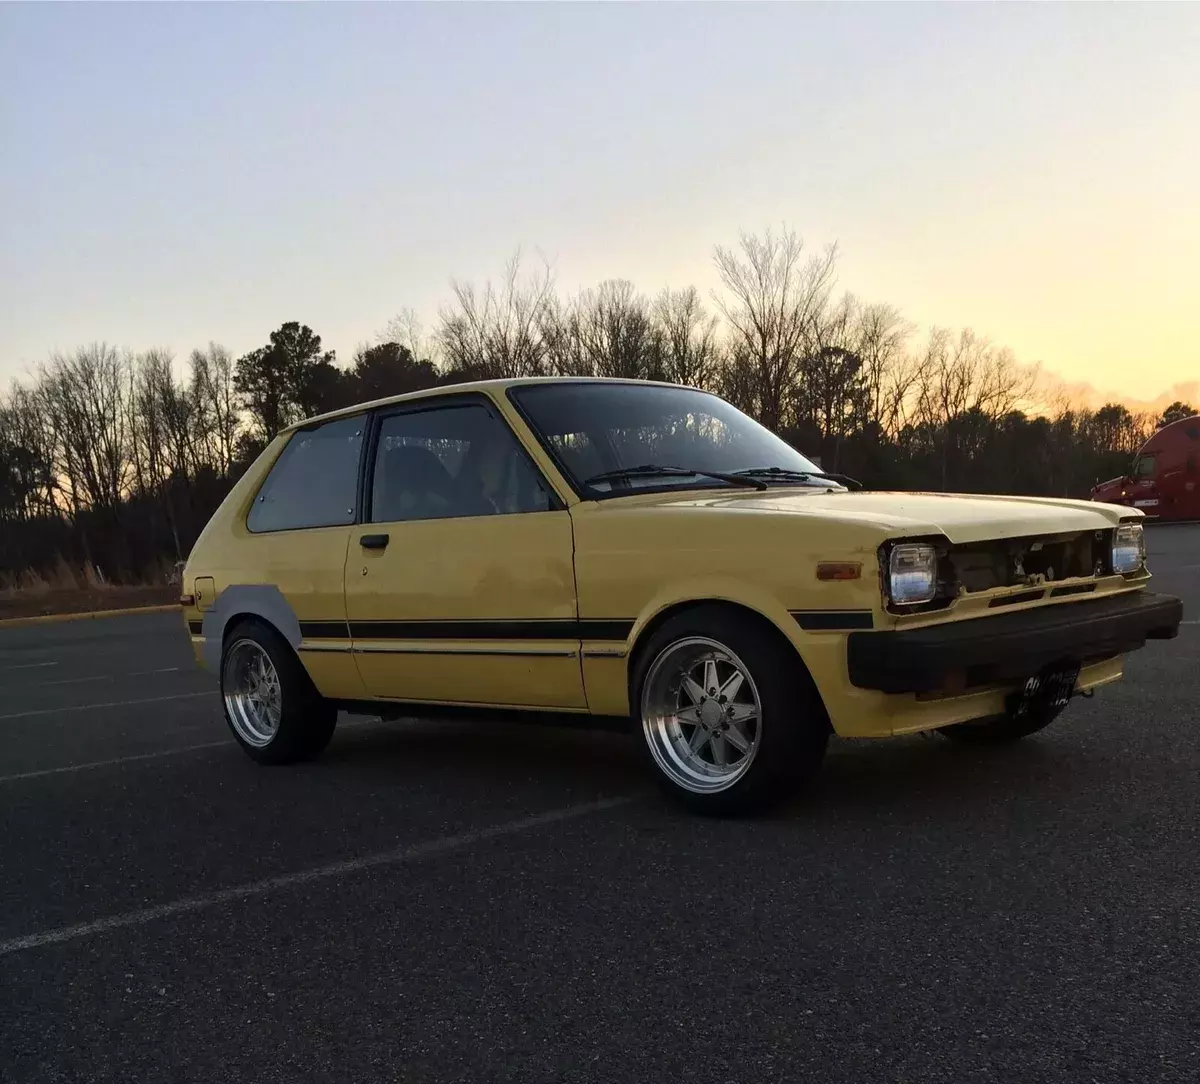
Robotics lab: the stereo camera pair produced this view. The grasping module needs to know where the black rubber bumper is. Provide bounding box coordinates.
[847,591,1184,695]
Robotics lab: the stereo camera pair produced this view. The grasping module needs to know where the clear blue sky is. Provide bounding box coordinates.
[2,2,1197,402]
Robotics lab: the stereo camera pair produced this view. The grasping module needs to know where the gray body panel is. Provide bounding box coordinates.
[198,584,302,671]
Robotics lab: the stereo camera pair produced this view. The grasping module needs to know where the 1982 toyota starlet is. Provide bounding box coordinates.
[181,378,1183,813]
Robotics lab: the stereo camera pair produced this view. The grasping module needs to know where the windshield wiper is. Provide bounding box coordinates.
[582,464,768,491]
[733,466,862,490]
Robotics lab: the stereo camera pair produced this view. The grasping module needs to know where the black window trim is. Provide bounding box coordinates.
[361,390,566,525]
[246,412,372,535]
[507,379,794,503]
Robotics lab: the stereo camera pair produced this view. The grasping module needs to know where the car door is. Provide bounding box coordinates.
[239,413,368,701]
[344,395,585,709]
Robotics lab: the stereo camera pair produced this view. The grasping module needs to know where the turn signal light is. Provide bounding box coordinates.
[817,562,862,581]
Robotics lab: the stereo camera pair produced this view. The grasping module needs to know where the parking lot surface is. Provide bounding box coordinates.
[2,526,1197,1083]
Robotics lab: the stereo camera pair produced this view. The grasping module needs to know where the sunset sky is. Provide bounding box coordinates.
[2,3,1197,406]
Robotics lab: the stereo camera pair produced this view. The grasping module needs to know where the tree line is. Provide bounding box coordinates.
[1,226,1193,587]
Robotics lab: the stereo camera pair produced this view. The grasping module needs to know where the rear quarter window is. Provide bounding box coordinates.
[247,416,365,532]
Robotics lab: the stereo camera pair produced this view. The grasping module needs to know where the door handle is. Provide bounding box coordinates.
[359,533,390,550]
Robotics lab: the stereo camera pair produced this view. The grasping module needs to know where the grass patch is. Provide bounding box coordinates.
[0,561,180,620]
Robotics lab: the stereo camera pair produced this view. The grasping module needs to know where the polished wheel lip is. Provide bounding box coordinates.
[222,638,283,748]
[641,635,763,794]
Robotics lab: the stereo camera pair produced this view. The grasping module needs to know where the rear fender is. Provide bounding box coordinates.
[198,584,302,671]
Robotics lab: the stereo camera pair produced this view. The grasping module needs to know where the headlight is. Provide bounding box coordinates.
[1112,522,1146,574]
[889,543,938,605]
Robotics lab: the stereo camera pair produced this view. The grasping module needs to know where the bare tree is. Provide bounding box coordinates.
[792,294,869,467]
[652,286,720,389]
[190,343,239,474]
[540,292,586,377]
[912,329,1039,488]
[712,226,838,430]
[126,349,192,558]
[852,302,916,436]
[381,307,439,368]
[439,250,557,379]
[571,279,661,380]
[41,344,132,516]
[0,382,58,520]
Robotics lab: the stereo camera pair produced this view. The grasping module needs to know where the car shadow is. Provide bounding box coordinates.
[320,713,1136,825]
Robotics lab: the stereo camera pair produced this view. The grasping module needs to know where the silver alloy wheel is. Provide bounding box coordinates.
[223,638,283,748]
[641,636,763,794]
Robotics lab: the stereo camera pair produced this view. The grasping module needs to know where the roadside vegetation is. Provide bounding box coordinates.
[1,227,1193,610]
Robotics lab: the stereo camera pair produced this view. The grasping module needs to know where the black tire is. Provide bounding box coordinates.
[220,618,337,764]
[631,605,830,816]
[938,704,1065,745]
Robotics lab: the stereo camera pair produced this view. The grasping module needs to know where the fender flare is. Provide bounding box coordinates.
[199,584,303,671]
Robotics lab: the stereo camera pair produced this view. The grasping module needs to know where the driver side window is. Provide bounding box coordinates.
[370,403,553,523]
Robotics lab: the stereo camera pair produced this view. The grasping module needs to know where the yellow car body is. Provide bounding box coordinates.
[183,377,1181,770]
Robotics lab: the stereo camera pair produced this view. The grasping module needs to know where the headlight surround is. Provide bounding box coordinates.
[888,542,939,605]
[1111,522,1146,574]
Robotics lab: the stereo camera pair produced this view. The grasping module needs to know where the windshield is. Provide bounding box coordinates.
[1133,454,1156,478]
[510,382,822,496]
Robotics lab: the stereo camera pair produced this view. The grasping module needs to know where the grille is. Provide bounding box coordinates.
[942,529,1112,596]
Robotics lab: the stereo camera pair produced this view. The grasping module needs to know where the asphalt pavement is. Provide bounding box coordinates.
[2,526,1197,1083]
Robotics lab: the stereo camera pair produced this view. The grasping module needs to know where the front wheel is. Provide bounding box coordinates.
[633,607,830,815]
[220,619,337,764]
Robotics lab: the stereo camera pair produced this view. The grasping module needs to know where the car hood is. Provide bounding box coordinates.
[643,488,1137,544]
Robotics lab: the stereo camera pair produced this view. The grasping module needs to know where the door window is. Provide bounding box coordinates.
[248,415,365,532]
[370,404,552,523]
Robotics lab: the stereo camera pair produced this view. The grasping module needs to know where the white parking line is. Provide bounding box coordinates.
[0,691,212,721]
[0,740,232,783]
[0,717,388,784]
[0,793,639,957]
[40,667,181,688]
[0,661,59,672]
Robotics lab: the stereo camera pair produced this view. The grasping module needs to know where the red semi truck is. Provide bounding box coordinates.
[1091,413,1200,521]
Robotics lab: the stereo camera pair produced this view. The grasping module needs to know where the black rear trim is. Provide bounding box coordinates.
[299,619,633,642]
[847,591,1183,695]
[790,610,874,631]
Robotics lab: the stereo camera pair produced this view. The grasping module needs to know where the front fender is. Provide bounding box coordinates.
[580,574,867,721]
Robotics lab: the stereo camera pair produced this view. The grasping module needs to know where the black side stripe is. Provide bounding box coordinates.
[298,619,634,642]
[300,621,353,640]
[790,610,874,631]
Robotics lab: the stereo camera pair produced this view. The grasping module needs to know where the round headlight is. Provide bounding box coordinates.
[889,543,938,605]
[1112,522,1146,574]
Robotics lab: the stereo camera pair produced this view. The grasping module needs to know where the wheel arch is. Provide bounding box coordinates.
[628,597,806,677]
[622,595,828,729]
[199,584,304,671]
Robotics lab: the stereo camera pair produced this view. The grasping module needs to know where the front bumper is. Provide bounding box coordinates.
[847,590,1183,695]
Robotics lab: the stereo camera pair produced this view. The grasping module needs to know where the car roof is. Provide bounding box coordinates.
[285,375,704,433]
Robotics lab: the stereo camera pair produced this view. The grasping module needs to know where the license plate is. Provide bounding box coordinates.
[1008,663,1081,718]
[1133,499,1159,507]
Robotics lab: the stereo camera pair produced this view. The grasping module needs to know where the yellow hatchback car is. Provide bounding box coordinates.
[182,378,1183,813]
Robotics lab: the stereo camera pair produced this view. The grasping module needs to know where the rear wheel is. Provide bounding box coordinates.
[633,606,830,815]
[220,619,336,764]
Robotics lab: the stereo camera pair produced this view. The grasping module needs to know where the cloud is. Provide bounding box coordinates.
[1035,368,1198,416]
